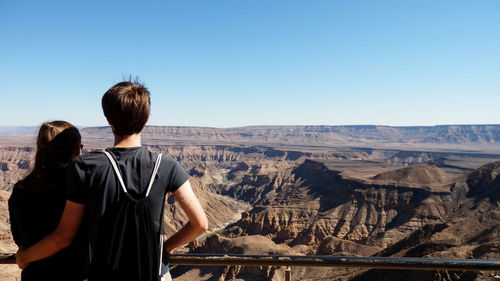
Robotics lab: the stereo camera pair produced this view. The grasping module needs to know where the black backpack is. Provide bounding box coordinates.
[88,150,163,281]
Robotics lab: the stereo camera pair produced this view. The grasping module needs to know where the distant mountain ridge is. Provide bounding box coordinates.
[81,124,500,145]
[0,126,37,136]
[3,125,500,145]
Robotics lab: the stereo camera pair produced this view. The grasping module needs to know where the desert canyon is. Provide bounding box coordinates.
[0,125,499,281]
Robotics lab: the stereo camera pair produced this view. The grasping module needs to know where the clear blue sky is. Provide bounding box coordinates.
[1,0,499,127]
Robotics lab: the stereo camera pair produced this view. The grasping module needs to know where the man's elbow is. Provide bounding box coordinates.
[52,234,73,249]
[200,219,209,233]
[194,216,209,234]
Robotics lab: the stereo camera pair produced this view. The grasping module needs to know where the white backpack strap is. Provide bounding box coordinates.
[154,153,164,275]
[146,153,162,197]
[102,150,128,194]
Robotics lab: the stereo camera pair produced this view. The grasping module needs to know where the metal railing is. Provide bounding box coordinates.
[2,253,499,272]
[170,254,500,272]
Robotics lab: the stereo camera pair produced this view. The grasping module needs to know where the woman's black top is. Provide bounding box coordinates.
[8,173,87,281]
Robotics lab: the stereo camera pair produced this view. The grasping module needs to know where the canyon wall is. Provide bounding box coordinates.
[0,141,499,281]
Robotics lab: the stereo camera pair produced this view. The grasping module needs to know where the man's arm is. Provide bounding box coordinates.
[16,200,85,269]
[164,180,208,254]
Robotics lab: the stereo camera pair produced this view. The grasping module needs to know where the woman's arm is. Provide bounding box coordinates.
[164,180,208,254]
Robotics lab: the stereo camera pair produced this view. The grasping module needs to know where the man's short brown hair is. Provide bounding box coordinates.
[102,81,151,136]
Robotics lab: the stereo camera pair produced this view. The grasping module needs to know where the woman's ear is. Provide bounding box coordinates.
[72,145,82,159]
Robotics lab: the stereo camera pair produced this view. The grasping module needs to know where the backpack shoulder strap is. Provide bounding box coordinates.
[102,150,163,197]
[145,153,162,198]
[102,149,128,194]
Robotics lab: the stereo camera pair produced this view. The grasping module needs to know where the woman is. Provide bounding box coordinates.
[9,121,87,281]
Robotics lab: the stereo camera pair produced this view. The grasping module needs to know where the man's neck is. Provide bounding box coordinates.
[113,133,142,147]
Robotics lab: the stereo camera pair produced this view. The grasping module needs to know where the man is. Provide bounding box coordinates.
[16,81,208,280]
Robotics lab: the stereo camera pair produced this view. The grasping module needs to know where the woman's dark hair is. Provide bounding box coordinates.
[19,121,81,192]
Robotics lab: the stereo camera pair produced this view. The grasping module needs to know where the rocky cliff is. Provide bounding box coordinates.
[182,160,499,281]
[78,125,500,146]
[0,147,33,191]
[5,125,500,145]
[0,141,499,281]
[339,162,500,281]
[217,160,456,251]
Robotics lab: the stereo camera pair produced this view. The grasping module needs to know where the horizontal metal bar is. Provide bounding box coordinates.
[0,254,15,264]
[2,253,499,271]
[170,254,500,272]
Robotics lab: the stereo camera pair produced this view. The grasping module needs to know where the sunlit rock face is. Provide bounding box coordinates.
[0,132,499,281]
[219,161,456,251]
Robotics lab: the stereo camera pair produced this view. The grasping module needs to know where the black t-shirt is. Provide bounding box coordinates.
[9,174,87,281]
[66,147,189,258]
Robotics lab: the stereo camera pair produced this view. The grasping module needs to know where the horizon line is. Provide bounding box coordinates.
[2,123,500,129]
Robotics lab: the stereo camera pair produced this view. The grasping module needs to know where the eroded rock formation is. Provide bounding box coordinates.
[0,141,498,281]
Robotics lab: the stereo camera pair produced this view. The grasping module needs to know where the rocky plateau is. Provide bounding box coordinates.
[0,126,499,281]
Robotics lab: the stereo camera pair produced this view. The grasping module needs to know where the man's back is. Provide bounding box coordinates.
[66,147,190,278]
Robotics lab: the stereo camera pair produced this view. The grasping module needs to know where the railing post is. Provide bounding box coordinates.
[285,266,291,281]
